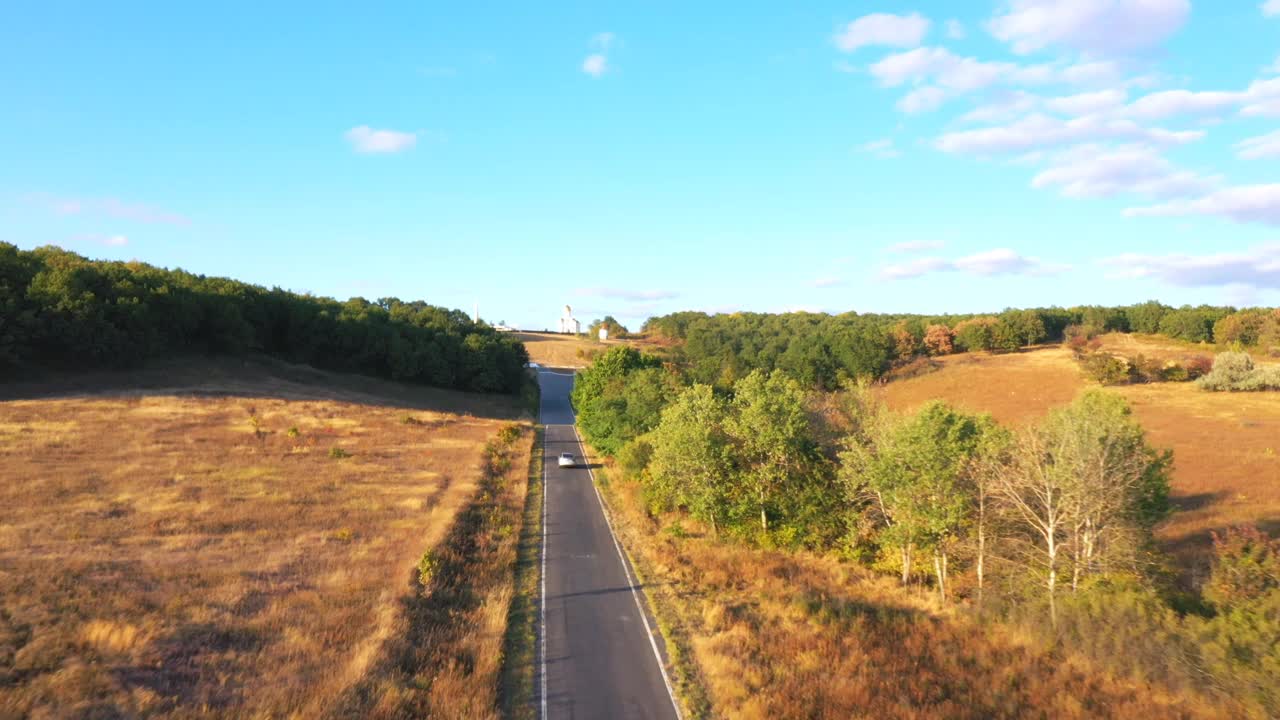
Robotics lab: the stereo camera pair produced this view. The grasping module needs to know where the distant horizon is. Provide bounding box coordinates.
[3,1,1279,330]
[12,241,1274,336]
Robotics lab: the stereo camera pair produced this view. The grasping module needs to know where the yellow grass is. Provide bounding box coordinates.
[878,336,1280,571]
[511,331,612,368]
[0,360,531,718]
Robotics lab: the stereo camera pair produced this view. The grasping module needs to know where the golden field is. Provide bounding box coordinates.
[0,358,531,719]
[879,337,1280,572]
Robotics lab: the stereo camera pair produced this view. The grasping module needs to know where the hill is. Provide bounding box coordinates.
[879,336,1280,572]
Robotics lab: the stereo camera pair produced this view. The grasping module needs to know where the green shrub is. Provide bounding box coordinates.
[1205,526,1280,610]
[496,423,523,445]
[1198,352,1280,391]
[1080,352,1132,385]
[329,446,351,459]
[417,550,438,590]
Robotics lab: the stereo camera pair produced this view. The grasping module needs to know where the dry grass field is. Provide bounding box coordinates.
[878,337,1280,572]
[0,358,532,719]
[595,467,1222,719]
[511,332,605,368]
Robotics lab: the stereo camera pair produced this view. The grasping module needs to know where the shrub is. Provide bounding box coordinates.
[329,446,351,459]
[1184,354,1213,379]
[1080,352,1132,385]
[417,550,438,591]
[1204,526,1280,610]
[1197,352,1280,391]
[496,423,522,445]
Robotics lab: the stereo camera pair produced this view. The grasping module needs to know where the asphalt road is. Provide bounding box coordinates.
[538,368,680,720]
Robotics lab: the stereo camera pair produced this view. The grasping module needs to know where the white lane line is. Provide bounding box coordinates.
[572,426,683,720]
[539,443,549,720]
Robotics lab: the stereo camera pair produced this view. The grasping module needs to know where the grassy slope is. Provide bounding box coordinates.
[0,359,531,718]
[879,336,1280,572]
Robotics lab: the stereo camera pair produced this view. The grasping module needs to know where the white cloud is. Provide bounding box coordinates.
[345,126,417,154]
[870,47,1053,92]
[946,19,966,39]
[960,91,1041,123]
[880,248,1068,278]
[70,233,130,247]
[1044,88,1127,116]
[1100,244,1280,288]
[575,287,679,301]
[989,0,1190,56]
[860,138,901,158]
[888,240,946,253]
[834,13,930,53]
[1241,77,1280,117]
[1124,89,1242,119]
[1264,0,1280,17]
[1125,185,1280,225]
[1060,60,1123,86]
[936,113,1203,154]
[898,86,948,114]
[1031,144,1216,198]
[30,193,190,225]
[582,53,608,77]
[880,256,952,279]
[1113,76,1280,119]
[1236,130,1280,159]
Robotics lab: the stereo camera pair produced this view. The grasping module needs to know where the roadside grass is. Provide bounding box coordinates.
[499,426,544,720]
[329,424,533,719]
[879,335,1280,576]
[0,364,528,718]
[593,462,1227,719]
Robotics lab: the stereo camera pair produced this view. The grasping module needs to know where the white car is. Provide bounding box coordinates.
[557,452,577,468]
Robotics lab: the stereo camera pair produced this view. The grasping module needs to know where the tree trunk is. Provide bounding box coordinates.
[933,552,947,602]
[901,544,912,585]
[760,505,768,532]
[1047,534,1059,629]
[976,525,985,602]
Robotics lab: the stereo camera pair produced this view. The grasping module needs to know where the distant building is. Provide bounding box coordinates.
[598,327,609,341]
[559,305,580,335]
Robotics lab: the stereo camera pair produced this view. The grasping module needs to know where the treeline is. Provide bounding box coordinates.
[574,346,1280,715]
[0,243,529,393]
[642,303,1280,388]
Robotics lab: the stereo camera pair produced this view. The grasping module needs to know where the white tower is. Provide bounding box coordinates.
[559,305,580,334]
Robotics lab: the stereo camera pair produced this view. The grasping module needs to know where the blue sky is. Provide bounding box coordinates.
[2,1,1279,330]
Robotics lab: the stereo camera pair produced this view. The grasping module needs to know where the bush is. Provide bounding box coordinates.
[1184,354,1213,379]
[1080,352,1132,385]
[1197,352,1280,391]
[329,446,351,459]
[1205,526,1280,610]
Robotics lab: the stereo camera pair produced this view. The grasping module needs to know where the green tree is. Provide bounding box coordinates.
[726,370,816,533]
[645,385,734,534]
[842,402,999,598]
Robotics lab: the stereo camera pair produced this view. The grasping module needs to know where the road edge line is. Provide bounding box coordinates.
[572,426,684,720]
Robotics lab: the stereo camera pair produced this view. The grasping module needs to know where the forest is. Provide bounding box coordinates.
[573,344,1280,716]
[641,303,1280,389]
[0,243,529,394]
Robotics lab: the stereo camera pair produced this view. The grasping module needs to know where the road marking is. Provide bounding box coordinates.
[572,426,684,720]
[539,429,549,720]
